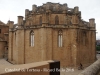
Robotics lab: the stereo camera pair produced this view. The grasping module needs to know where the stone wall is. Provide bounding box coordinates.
[0,41,6,58]
[78,59,100,75]
[0,60,60,75]
[0,24,9,59]
[8,2,96,67]
[9,27,96,67]
[76,30,96,66]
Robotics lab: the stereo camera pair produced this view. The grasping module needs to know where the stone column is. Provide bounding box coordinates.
[71,29,78,67]
[40,28,47,61]
[25,9,29,19]
[16,29,25,64]
[8,21,14,62]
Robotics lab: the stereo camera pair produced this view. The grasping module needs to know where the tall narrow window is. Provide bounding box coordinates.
[39,16,42,25]
[55,15,59,25]
[83,32,86,45]
[30,31,34,47]
[15,32,16,45]
[0,29,1,33]
[58,30,63,47]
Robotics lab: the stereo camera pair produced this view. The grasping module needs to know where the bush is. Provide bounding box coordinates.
[96,46,100,51]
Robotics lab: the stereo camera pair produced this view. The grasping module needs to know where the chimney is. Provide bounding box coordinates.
[89,18,95,27]
[8,21,14,28]
[18,16,23,25]
[74,6,79,13]
[32,4,37,12]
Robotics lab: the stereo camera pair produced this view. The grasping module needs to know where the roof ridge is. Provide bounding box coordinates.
[0,20,5,25]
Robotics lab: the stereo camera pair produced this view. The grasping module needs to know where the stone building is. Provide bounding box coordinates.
[8,2,96,67]
[0,21,9,59]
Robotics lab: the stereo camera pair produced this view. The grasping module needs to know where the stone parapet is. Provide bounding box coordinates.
[78,59,100,75]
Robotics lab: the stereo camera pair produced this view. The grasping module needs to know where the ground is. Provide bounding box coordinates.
[0,54,100,75]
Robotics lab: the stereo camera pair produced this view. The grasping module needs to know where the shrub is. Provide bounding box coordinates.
[96,45,100,51]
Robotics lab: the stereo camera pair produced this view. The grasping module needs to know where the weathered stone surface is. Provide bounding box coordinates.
[78,59,100,75]
[8,2,96,67]
[0,21,9,59]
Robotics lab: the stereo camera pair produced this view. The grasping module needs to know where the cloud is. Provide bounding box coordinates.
[0,0,100,38]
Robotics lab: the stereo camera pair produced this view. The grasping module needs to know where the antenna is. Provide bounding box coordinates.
[9,17,10,21]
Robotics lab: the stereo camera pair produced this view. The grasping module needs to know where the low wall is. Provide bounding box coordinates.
[0,60,60,75]
[78,59,100,75]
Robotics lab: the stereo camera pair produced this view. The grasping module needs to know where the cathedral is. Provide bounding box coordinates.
[7,2,96,67]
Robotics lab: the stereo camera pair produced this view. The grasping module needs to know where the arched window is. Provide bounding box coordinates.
[39,16,42,25]
[58,30,63,47]
[30,30,34,47]
[55,15,59,25]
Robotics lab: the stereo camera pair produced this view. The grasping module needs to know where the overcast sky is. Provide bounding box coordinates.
[0,0,100,39]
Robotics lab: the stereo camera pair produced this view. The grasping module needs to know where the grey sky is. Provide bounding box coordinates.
[0,0,100,39]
